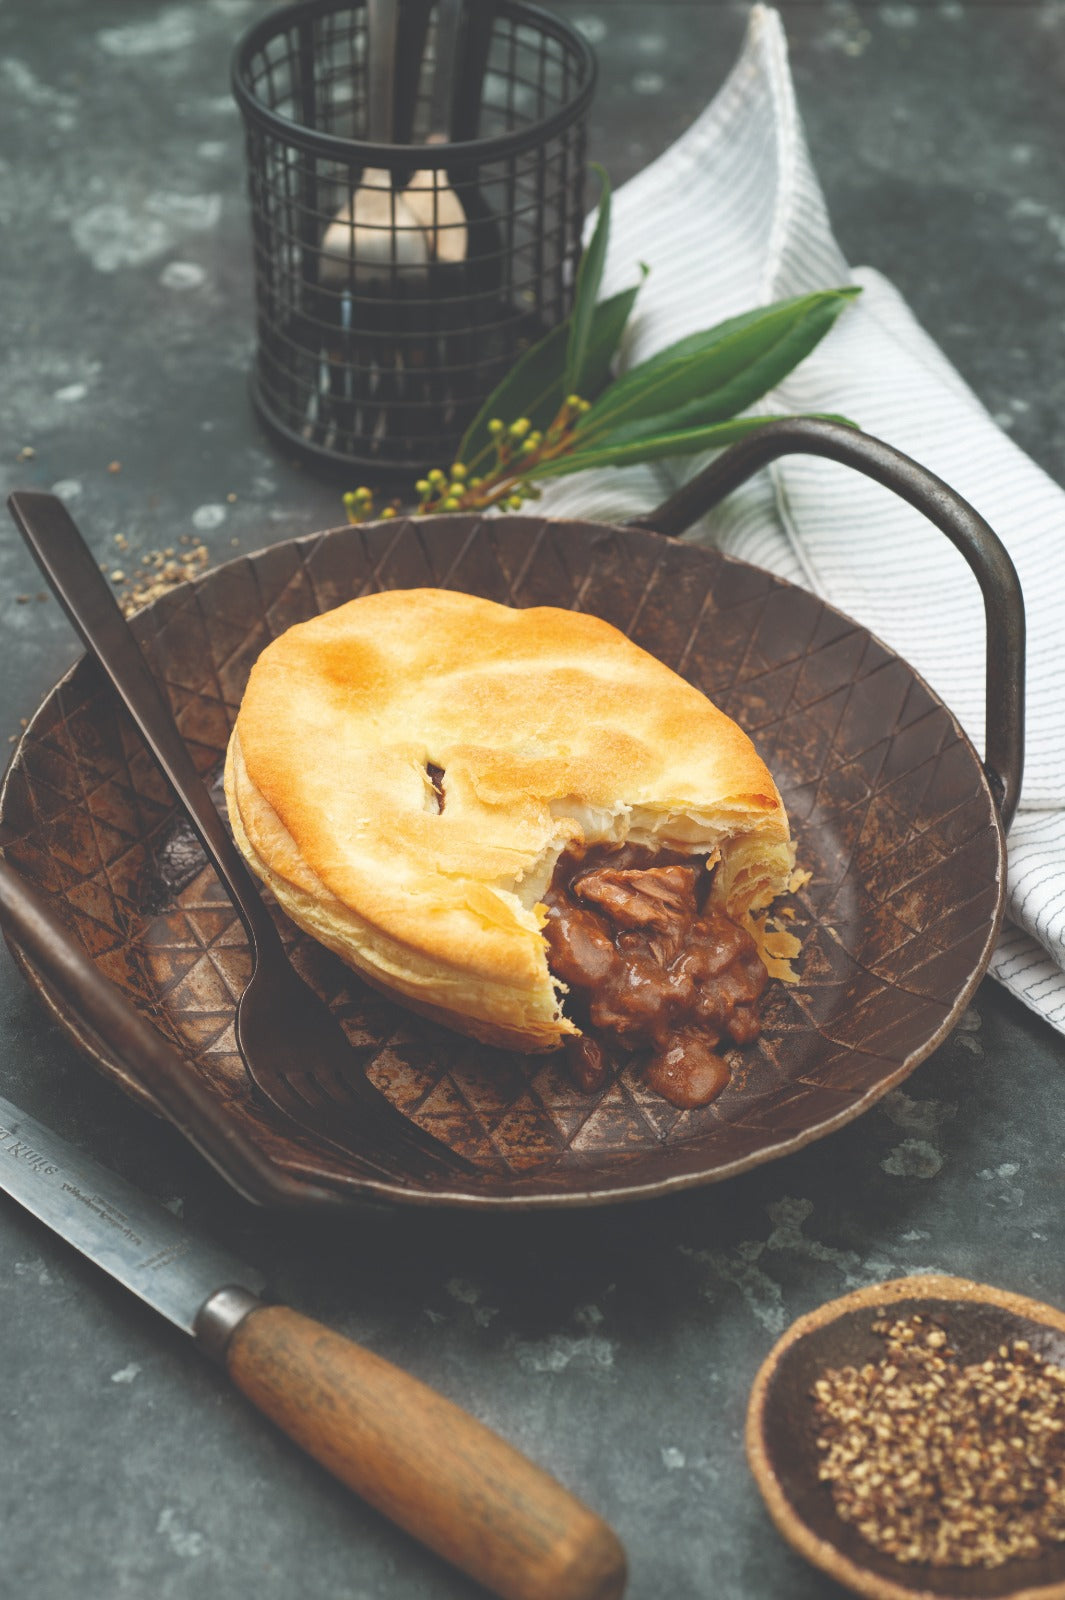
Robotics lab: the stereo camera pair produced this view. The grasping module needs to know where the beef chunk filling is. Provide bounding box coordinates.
[542,843,767,1108]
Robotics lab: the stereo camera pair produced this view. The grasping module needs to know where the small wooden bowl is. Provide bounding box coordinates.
[746,1276,1065,1600]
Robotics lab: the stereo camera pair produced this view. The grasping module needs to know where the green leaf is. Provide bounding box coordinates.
[595,295,833,380]
[574,288,861,445]
[457,325,568,470]
[574,263,648,399]
[527,413,857,479]
[563,165,611,400]
[458,279,645,470]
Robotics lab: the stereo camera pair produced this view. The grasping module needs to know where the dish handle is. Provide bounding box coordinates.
[633,417,1025,832]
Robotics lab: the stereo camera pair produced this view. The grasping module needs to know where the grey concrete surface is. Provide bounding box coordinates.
[2,4,1064,1597]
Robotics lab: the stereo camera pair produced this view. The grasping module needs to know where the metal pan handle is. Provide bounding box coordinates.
[631,417,1025,831]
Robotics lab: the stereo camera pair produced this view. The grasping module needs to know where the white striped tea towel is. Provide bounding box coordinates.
[538,5,1065,1034]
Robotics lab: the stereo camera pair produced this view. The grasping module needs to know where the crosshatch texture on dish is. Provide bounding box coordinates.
[0,515,1005,1203]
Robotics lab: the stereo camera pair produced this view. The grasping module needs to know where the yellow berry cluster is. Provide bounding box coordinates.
[342,395,590,526]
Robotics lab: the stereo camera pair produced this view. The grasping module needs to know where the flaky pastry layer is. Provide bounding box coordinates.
[224,587,796,1050]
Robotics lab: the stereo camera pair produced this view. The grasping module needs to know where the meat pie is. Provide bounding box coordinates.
[225,587,798,1106]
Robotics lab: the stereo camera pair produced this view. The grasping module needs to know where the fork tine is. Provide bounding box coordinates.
[237,959,487,1182]
[281,1097,471,1184]
[271,1064,480,1179]
[237,969,485,1179]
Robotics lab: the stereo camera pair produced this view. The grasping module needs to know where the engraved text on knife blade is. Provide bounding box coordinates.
[0,1100,263,1333]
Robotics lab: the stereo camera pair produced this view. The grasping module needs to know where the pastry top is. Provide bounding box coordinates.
[226,587,794,1049]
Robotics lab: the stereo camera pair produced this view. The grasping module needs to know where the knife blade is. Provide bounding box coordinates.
[0,1090,264,1330]
[0,1091,626,1600]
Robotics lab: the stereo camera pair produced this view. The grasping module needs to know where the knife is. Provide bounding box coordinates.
[0,1091,627,1600]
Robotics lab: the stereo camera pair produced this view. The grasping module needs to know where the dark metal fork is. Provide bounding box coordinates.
[8,491,474,1182]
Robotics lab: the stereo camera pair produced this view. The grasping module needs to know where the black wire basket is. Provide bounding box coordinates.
[231,0,596,477]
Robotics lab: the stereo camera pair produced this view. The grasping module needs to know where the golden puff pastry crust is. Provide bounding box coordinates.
[224,587,796,1051]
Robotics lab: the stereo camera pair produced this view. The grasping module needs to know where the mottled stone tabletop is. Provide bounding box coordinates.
[2,3,1064,1598]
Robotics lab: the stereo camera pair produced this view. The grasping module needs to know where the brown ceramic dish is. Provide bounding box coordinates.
[747,1275,1065,1600]
[0,420,1024,1210]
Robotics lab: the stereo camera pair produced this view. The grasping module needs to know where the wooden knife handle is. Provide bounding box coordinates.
[226,1304,627,1600]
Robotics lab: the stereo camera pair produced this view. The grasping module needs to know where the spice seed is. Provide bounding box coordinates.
[812,1313,1065,1568]
[113,536,212,616]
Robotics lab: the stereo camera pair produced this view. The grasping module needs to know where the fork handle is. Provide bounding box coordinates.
[213,1300,627,1600]
[6,492,276,954]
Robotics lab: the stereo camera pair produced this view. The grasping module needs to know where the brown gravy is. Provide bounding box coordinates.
[542,843,767,1108]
